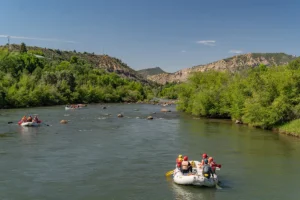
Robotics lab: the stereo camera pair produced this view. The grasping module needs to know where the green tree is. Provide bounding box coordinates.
[70,56,78,64]
[20,42,27,53]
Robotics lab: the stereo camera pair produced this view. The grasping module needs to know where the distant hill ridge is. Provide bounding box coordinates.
[147,53,298,84]
[1,44,148,83]
[137,67,167,77]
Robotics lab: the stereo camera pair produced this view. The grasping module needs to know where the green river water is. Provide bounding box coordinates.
[0,103,300,200]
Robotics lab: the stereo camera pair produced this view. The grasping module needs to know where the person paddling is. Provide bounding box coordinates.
[176,155,183,165]
[208,157,217,173]
[181,156,192,174]
[21,115,27,122]
[33,116,40,123]
[199,153,208,168]
[202,159,214,179]
[27,116,33,122]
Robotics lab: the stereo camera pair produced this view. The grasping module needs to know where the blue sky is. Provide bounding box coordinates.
[0,0,299,72]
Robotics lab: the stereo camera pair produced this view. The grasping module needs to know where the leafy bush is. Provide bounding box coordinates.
[175,62,300,128]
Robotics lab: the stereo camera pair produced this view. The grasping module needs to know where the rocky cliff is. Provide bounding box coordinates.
[148,53,297,84]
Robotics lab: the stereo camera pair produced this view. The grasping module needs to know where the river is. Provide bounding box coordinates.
[0,103,300,200]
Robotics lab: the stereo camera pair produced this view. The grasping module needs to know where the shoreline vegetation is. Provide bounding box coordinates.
[1,44,300,138]
[0,44,158,109]
[159,59,300,138]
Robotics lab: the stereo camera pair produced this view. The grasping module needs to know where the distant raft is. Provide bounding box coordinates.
[173,160,219,187]
[65,104,88,110]
[19,121,41,127]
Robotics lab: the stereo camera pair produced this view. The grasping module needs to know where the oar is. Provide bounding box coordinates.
[216,181,222,189]
[165,170,174,176]
[41,122,50,126]
[8,121,22,125]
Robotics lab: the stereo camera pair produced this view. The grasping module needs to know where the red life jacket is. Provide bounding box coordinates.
[176,158,183,164]
[210,161,217,167]
[210,161,217,171]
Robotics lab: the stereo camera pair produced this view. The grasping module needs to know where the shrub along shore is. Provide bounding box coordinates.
[160,59,300,137]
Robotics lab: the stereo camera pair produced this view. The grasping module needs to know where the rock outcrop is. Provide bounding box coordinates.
[148,53,297,84]
[60,120,68,124]
[137,67,166,78]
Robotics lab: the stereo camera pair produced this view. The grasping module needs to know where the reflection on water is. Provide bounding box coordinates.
[17,126,40,143]
[170,182,216,200]
[17,126,39,135]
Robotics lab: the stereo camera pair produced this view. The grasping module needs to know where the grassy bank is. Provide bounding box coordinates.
[276,119,300,137]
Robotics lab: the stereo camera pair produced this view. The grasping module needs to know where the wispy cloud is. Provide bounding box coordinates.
[181,50,186,53]
[0,34,76,43]
[196,40,216,46]
[229,50,243,54]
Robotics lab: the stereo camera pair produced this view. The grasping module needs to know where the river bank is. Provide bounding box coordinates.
[275,119,300,137]
[139,100,300,138]
[193,116,300,138]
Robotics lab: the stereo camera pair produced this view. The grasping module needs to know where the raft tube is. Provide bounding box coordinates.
[20,122,41,127]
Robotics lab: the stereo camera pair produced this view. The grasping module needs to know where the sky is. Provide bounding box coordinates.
[0,0,299,72]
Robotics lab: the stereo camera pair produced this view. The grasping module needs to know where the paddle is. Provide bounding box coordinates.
[215,181,222,189]
[41,122,50,126]
[165,170,174,176]
[8,121,22,125]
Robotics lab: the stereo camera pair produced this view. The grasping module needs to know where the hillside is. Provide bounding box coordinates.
[137,67,167,77]
[2,44,149,83]
[0,44,159,108]
[148,53,298,84]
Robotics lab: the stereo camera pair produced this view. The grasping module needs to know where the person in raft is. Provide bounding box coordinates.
[176,162,181,170]
[32,116,40,123]
[208,157,217,173]
[176,155,183,164]
[181,156,192,174]
[202,159,214,179]
[176,154,183,169]
[198,153,209,168]
[27,116,33,122]
[21,116,27,123]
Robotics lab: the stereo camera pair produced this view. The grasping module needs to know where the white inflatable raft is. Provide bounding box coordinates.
[173,160,219,187]
[65,106,73,110]
[20,122,41,127]
[65,105,87,110]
